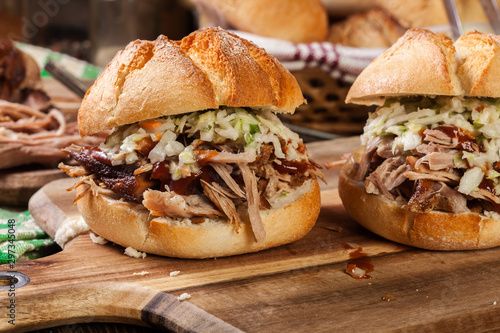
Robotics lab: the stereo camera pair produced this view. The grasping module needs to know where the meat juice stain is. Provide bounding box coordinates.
[342,243,374,279]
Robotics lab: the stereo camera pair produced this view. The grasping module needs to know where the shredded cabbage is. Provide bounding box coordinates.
[458,167,484,195]
[363,96,500,194]
[99,107,308,179]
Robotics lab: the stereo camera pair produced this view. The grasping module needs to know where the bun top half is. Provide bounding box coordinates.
[78,27,305,136]
[346,29,500,106]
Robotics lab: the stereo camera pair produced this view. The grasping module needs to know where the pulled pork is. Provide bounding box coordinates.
[0,39,103,169]
[62,139,322,242]
[349,125,500,215]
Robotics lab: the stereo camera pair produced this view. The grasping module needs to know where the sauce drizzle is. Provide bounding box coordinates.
[342,243,374,279]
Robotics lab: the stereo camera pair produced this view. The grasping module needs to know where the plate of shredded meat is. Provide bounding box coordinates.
[0,39,104,206]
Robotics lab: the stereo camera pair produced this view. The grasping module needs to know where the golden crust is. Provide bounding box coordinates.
[78,27,305,136]
[346,29,463,106]
[193,0,328,43]
[338,151,500,250]
[76,179,320,258]
[327,9,406,48]
[455,31,500,98]
[375,0,448,28]
[346,29,500,105]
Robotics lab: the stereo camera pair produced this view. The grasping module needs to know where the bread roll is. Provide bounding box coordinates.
[78,27,305,136]
[375,0,448,29]
[377,0,500,28]
[328,9,406,48]
[192,0,328,43]
[346,29,464,105]
[77,178,320,258]
[454,31,500,97]
[62,27,323,258]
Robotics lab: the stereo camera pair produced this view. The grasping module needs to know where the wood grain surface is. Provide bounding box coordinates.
[6,136,500,332]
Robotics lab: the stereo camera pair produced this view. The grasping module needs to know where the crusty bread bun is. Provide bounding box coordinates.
[339,29,500,251]
[375,0,448,29]
[339,149,500,251]
[376,0,500,29]
[192,0,328,43]
[454,31,500,97]
[78,27,305,136]
[346,29,464,106]
[77,178,320,258]
[328,9,406,48]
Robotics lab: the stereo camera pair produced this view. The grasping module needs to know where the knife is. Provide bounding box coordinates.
[443,0,464,40]
[44,59,90,99]
[479,0,500,34]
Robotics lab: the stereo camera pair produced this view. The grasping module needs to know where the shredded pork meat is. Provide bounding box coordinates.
[0,40,104,169]
[0,102,104,169]
[61,133,322,243]
[143,189,224,218]
[209,162,245,198]
[348,124,500,215]
[201,179,242,229]
[238,163,266,243]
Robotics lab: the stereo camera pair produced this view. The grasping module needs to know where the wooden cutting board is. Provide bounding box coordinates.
[5,137,500,332]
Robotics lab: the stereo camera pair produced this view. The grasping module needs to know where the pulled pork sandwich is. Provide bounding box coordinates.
[339,29,500,250]
[59,27,322,258]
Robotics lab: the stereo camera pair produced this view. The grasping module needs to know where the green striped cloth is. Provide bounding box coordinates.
[0,210,57,264]
[15,42,102,80]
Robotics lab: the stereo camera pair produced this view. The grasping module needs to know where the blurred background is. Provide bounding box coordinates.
[0,0,498,138]
[0,0,196,66]
[1,1,499,331]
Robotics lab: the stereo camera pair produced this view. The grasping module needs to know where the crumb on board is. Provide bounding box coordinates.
[177,293,191,301]
[54,217,90,246]
[124,247,147,259]
[170,270,181,277]
[89,232,108,245]
[132,271,150,276]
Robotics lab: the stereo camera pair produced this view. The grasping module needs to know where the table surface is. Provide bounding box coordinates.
[8,79,500,333]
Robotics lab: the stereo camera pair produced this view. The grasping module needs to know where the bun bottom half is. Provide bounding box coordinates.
[76,178,320,258]
[338,154,500,251]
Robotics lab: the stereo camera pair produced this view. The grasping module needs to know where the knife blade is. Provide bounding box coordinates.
[479,0,500,34]
[443,0,464,40]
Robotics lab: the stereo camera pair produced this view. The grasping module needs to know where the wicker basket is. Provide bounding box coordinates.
[280,67,374,136]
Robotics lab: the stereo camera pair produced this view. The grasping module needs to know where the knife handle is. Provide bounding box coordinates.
[0,282,240,332]
[141,289,242,332]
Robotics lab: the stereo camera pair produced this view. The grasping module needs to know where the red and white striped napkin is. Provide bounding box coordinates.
[233,31,385,83]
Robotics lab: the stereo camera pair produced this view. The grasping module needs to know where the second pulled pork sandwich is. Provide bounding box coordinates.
[339,29,500,250]
[59,27,323,258]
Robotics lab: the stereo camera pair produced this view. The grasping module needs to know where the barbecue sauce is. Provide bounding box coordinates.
[434,125,479,153]
[87,147,112,166]
[151,161,170,190]
[342,243,374,279]
[479,178,496,195]
[273,159,309,174]
[151,161,212,195]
